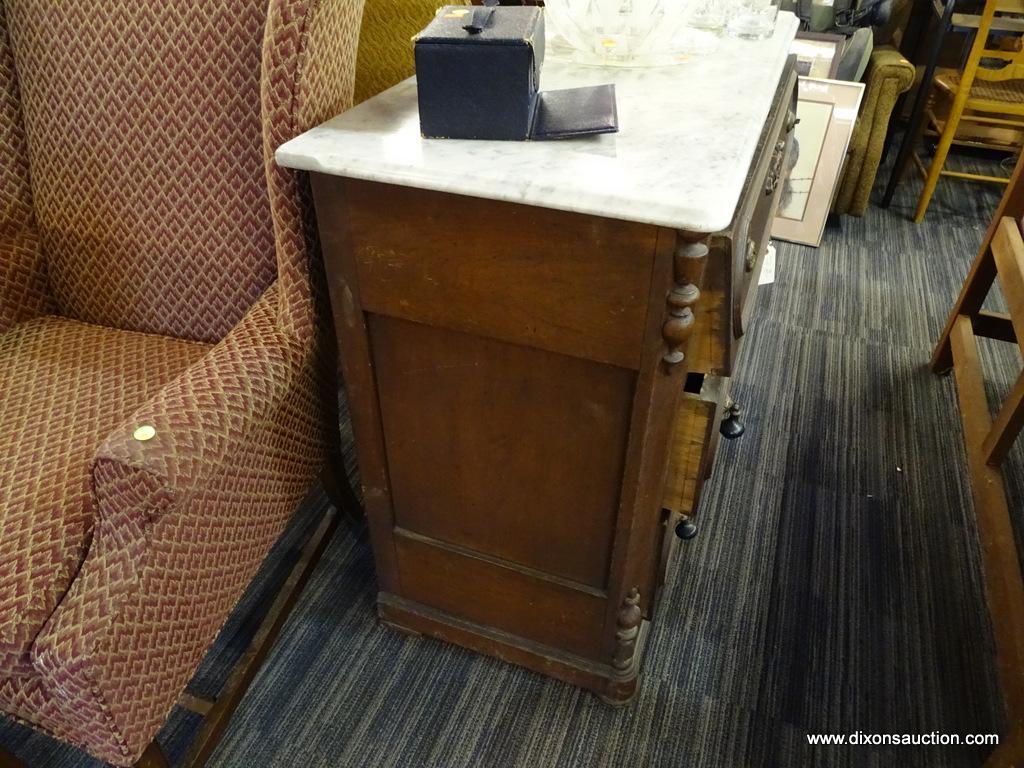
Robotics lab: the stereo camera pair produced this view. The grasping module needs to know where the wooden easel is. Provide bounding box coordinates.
[933,152,1024,767]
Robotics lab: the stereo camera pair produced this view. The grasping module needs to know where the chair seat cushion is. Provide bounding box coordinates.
[0,316,208,675]
[935,68,1024,104]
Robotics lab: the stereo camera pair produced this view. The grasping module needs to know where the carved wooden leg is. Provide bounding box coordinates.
[134,741,170,768]
[0,746,24,768]
[600,587,644,706]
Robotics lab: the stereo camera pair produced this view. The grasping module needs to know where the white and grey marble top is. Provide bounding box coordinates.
[276,13,798,233]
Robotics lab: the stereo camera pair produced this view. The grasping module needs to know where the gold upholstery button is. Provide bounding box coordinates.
[133,425,156,442]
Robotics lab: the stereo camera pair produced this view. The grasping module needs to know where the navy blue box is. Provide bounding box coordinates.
[414,6,617,141]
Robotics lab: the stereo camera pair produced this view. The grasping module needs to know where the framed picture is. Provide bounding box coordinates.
[790,32,845,80]
[772,77,865,247]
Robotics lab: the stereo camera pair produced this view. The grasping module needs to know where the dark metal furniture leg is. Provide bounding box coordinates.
[880,0,957,208]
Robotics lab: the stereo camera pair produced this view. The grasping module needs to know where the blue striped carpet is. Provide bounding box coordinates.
[1,149,1018,767]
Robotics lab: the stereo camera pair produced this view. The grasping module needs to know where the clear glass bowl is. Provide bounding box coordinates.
[544,0,699,67]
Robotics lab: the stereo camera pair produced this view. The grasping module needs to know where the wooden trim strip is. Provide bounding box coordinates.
[177,693,214,717]
[392,527,607,598]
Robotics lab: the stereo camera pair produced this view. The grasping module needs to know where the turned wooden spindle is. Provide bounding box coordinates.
[611,587,643,678]
[662,236,708,366]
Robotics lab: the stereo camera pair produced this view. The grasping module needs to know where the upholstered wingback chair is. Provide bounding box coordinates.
[354,0,467,103]
[0,0,363,765]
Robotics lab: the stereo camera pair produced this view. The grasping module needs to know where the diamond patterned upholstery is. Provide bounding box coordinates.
[4,1,278,344]
[0,1,48,334]
[0,0,365,764]
[0,317,208,677]
[0,1,31,233]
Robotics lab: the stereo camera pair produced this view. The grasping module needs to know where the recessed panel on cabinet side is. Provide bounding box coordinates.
[370,315,636,590]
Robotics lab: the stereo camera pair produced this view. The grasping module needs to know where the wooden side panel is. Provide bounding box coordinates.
[370,314,635,589]
[310,172,402,594]
[393,532,608,661]
[342,179,657,370]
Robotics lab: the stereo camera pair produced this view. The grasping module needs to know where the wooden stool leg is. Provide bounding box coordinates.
[932,246,998,374]
[983,368,1024,465]
[983,728,1024,768]
[135,741,170,768]
[181,502,340,768]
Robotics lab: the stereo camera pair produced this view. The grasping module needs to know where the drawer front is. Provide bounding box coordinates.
[732,56,798,338]
[683,55,797,378]
[661,375,730,517]
[652,375,730,599]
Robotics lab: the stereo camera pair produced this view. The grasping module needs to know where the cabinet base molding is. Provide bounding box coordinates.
[377,593,649,705]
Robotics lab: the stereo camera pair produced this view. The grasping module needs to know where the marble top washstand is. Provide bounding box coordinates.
[277,12,799,234]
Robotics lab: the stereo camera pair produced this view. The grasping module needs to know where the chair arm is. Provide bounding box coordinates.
[0,225,51,333]
[864,47,917,90]
[835,46,916,216]
[30,283,333,765]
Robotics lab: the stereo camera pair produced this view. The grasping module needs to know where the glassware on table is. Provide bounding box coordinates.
[725,0,780,39]
[543,0,697,67]
[687,0,728,32]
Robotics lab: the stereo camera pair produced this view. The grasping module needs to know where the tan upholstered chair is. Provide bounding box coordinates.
[834,46,915,216]
[354,0,468,103]
[0,0,364,765]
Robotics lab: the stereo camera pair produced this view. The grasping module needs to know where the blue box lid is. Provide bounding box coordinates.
[415,6,543,55]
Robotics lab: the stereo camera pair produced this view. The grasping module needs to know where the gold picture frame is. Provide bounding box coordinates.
[772,77,865,247]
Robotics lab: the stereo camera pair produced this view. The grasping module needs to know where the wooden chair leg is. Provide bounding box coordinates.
[880,0,955,208]
[914,101,964,223]
[180,501,340,767]
[950,316,1024,730]
[135,741,170,768]
[932,245,998,374]
[983,367,1024,465]
[0,746,24,768]
[983,727,1024,768]
[933,155,1024,372]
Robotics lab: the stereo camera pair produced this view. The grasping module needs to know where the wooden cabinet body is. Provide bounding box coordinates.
[312,58,797,703]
